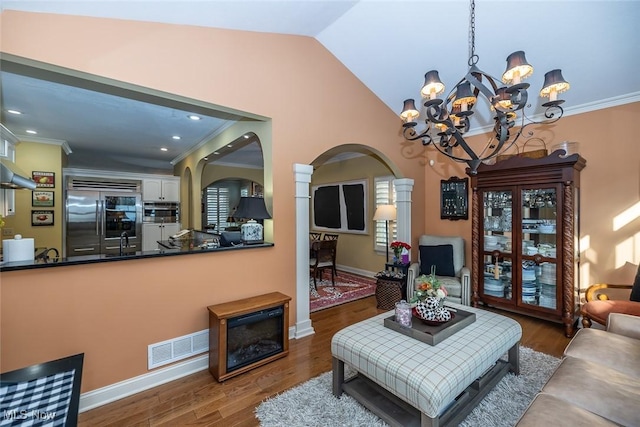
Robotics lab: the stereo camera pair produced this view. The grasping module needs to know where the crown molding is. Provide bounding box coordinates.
[14,133,73,155]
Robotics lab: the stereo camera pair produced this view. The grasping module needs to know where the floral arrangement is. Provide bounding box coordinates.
[390,241,411,260]
[410,265,447,303]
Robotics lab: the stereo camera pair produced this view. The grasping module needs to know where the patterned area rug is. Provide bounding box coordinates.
[310,271,376,313]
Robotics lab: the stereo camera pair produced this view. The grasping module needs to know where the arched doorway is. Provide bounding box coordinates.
[293,145,414,338]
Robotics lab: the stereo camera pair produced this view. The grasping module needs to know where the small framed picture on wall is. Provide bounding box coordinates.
[32,191,54,207]
[32,210,54,226]
[32,171,55,188]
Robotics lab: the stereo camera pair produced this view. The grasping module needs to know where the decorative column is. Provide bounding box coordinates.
[394,178,414,298]
[394,178,414,246]
[293,164,315,338]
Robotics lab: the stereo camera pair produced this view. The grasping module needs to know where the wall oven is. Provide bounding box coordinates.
[143,202,179,223]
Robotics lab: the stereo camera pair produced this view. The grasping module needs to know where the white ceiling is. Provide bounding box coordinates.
[1,1,639,173]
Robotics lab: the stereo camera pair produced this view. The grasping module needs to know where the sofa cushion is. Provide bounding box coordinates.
[630,265,640,301]
[581,299,640,326]
[564,328,640,378]
[541,357,640,427]
[419,244,455,277]
[516,393,617,427]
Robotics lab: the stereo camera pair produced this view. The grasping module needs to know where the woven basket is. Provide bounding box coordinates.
[375,278,403,310]
[496,137,548,162]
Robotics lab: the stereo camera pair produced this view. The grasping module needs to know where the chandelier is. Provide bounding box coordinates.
[400,0,570,175]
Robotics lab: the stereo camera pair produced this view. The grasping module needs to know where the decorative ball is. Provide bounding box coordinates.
[415,301,431,318]
[422,309,437,321]
[424,296,441,311]
[435,308,452,322]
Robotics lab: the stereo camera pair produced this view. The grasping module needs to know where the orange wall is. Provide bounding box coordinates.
[1,10,638,395]
[0,11,426,392]
[423,103,640,291]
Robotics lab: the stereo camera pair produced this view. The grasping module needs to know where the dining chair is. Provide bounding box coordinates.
[309,239,338,290]
[322,233,339,277]
[309,232,322,241]
[0,353,84,427]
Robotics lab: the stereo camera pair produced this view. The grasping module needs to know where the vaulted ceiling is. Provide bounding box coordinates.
[1,1,639,172]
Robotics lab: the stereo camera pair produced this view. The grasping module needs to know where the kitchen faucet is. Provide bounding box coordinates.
[35,247,59,263]
[119,231,129,256]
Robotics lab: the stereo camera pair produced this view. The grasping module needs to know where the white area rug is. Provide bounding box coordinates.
[256,347,560,427]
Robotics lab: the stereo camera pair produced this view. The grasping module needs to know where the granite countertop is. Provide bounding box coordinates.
[0,238,273,272]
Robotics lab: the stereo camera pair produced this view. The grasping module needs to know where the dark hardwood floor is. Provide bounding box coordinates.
[78,296,571,427]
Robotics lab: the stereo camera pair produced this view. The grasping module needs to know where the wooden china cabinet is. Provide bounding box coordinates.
[469,151,586,337]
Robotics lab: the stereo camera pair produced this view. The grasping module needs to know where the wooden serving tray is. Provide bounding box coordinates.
[384,307,476,346]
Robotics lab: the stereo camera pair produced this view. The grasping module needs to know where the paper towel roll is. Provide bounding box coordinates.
[3,235,35,262]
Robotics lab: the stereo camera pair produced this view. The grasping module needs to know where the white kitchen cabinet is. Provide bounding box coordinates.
[143,178,180,202]
[1,189,15,217]
[142,222,181,252]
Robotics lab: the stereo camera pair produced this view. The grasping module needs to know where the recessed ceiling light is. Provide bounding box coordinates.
[227,144,233,148]
[160,147,168,152]
[243,135,249,139]
[203,157,209,161]
[172,135,181,140]
[7,109,22,115]
[25,130,37,134]
[187,115,201,121]
[213,151,220,155]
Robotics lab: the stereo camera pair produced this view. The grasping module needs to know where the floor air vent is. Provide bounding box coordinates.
[148,329,209,370]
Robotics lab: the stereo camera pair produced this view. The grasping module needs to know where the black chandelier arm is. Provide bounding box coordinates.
[516,103,566,138]
[402,123,433,145]
[465,66,502,102]
[505,83,530,112]
[542,103,565,121]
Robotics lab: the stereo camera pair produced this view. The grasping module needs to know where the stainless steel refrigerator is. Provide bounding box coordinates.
[66,190,142,258]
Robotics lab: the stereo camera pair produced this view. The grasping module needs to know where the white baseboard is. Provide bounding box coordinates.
[335,264,376,278]
[79,354,209,412]
[79,326,299,412]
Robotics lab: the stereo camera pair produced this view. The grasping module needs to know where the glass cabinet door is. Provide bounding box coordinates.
[481,190,513,301]
[521,187,558,309]
[104,195,140,239]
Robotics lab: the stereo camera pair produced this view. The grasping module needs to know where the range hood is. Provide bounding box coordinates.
[1,123,37,190]
[0,158,37,190]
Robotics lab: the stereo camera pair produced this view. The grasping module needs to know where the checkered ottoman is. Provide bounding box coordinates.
[332,303,522,427]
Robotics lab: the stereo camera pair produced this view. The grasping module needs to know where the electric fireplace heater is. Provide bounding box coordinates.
[226,306,284,372]
[207,292,290,381]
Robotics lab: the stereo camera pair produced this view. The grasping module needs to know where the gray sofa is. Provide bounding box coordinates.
[516,313,640,426]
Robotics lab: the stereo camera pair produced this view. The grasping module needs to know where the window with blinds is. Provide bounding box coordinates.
[205,186,230,230]
[374,176,397,252]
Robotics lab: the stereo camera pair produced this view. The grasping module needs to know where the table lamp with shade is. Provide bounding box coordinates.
[373,204,396,262]
[233,196,271,244]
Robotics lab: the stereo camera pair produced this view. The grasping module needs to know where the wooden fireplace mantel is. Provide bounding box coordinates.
[207,292,291,382]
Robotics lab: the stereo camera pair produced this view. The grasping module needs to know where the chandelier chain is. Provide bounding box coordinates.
[468,0,478,66]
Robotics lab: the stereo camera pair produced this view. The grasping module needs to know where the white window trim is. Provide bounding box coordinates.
[374,176,397,254]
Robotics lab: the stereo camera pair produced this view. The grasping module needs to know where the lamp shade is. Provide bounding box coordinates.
[452,82,477,111]
[400,99,420,123]
[502,51,534,84]
[420,70,445,99]
[540,69,570,100]
[373,204,396,221]
[234,197,272,220]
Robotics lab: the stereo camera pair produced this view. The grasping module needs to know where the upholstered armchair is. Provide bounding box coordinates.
[581,263,640,328]
[407,235,471,305]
